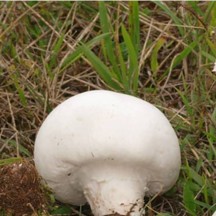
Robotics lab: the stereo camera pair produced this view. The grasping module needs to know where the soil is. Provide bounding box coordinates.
[0,159,48,216]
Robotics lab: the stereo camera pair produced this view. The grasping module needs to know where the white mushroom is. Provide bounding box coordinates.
[34,90,181,216]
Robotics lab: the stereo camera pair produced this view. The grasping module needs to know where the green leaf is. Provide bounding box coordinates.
[204,1,216,24]
[176,88,194,117]
[183,180,196,216]
[150,37,166,74]
[53,34,64,54]
[184,165,204,187]
[170,38,200,72]
[115,40,128,91]
[194,200,211,209]
[81,43,122,91]
[99,1,121,80]
[7,139,31,157]
[153,1,184,36]
[10,72,28,107]
[205,36,216,57]
[49,34,65,69]
[187,2,204,16]
[121,24,139,95]
[0,157,22,166]
[51,205,72,214]
[129,1,140,55]
[61,33,110,71]
[201,50,215,61]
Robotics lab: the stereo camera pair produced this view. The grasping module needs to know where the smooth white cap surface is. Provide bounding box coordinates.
[34,90,181,215]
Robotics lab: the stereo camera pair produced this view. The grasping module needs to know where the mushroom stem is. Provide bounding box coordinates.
[79,163,146,216]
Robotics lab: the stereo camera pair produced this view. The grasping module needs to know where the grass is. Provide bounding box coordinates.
[0,1,215,216]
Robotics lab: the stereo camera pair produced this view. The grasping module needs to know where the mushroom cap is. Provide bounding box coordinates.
[34,90,181,207]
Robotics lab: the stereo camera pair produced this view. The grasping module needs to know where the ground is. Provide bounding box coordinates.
[0,1,215,216]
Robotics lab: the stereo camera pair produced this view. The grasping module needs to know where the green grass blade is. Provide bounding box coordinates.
[153,1,184,36]
[203,1,216,23]
[50,34,65,69]
[81,43,122,91]
[187,167,203,186]
[205,36,216,57]
[0,157,22,166]
[99,1,121,80]
[50,205,72,215]
[116,42,128,92]
[201,50,215,61]
[121,24,139,95]
[176,88,194,117]
[187,2,204,16]
[183,180,196,216]
[10,71,28,107]
[169,38,201,72]
[7,139,31,157]
[194,200,211,209]
[129,1,140,55]
[53,34,64,55]
[61,33,110,71]
[150,37,166,74]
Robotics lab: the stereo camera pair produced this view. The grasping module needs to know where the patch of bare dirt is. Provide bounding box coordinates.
[0,159,48,216]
